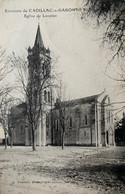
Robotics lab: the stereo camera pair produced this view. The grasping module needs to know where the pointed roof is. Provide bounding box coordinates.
[34,24,44,48]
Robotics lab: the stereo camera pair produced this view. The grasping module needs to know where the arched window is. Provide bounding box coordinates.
[69,117,72,128]
[55,120,58,131]
[84,131,86,136]
[43,64,47,76]
[108,97,110,104]
[44,90,47,101]
[108,110,110,122]
[19,125,24,134]
[85,115,87,125]
[75,108,81,127]
[57,120,58,130]
[48,91,50,103]
[46,114,49,127]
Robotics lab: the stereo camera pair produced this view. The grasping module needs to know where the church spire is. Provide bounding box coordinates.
[34,24,44,48]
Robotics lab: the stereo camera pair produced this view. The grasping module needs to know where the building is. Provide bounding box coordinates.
[47,90,114,147]
[8,25,115,147]
[27,24,52,147]
[8,103,29,146]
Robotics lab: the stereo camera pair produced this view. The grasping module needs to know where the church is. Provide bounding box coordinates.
[8,25,115,147]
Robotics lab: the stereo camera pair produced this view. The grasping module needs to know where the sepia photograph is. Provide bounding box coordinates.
[0,0,125,193]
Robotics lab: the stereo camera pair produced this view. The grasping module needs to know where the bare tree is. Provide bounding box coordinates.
[82,1,125,76]
[0,91,18,149]
[0,48,15,149]
[82,0,125,60]
[8,52,58,151]
[54,81,75,149]
[81,0,125,115]
[59,100,73,149]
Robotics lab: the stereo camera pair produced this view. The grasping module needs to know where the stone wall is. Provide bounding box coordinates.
[49,101,96,146]
[8,103,29,146]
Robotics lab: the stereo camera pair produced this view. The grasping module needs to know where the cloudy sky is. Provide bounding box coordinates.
[0,0,124,137]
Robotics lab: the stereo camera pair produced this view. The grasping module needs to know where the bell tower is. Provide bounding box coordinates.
[28,24,51,80]
[27,24,51,146]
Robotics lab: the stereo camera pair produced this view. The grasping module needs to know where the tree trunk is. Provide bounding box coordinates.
[62,129,65,150]
[32,129,36,151]
[5,132,7,150]
[10,135,13,147]
[10,129,13,147]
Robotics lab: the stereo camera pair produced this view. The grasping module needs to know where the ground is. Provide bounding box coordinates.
[0,146,125,194]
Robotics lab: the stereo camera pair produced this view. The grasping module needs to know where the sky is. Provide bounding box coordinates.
[0,0,124,137]
[0,0,110,97]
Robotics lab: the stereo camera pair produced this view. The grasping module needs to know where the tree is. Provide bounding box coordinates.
[0,97,12,149]
[59,100,73,149]
[8,51,57,151]
[0,85,20,149]
[0,48,15,149]
[82,0,125,61]
[53,99,73,149]
[82,0,125,80]
[82,0,125,115]
[115,112,125,145]
[54,81,75,149]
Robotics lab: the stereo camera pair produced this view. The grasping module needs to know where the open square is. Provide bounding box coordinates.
[0,146,125,194]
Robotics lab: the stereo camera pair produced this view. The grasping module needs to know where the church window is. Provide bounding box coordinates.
[44,90,47,101]
[75,108,81,127]
[108,97,110,104]
[85,115,87,125]
[19,124,24,134]
[108,110,110,122]
[84,131,86,136]
[55,120,58,131]
[46,114,49,127]
[69,117,72,128]
[43,64,47,76]
[106,109,109,122]
[48,91,50,103]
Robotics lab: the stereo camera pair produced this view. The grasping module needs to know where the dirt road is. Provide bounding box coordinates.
[0,146,125,194]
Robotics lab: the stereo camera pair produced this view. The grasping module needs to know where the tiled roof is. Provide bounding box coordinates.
[69,94,99,104]
[55,94,99,108]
